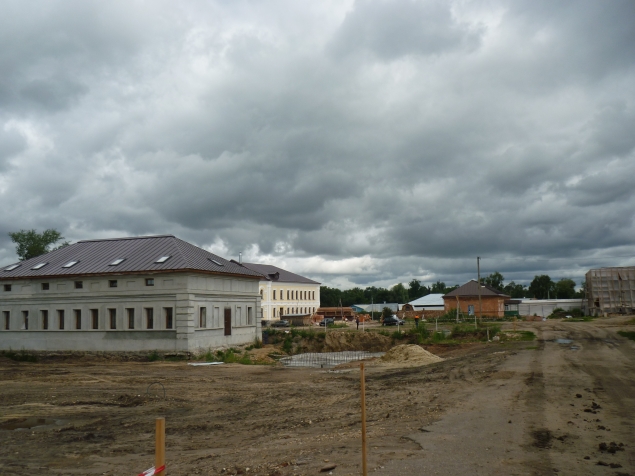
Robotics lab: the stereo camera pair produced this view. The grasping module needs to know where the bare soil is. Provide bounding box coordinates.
[1,317,634,475]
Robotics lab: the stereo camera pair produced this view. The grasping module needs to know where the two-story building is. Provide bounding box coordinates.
[0,235,262,352]
[240,263,320,320]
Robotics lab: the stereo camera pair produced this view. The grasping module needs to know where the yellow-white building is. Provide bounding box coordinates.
[241,263,320,320]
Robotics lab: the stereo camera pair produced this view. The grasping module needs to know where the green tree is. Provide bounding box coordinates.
[554,278,576,299]
[431,281,447,294]
[408,279,429,301]
[528,275,555,299]
[503,281,528,298]
[8,229,69,261]
[484,271,504,291]
[391,283,409,303]
[382,306,393,320]
[319,286,342,307]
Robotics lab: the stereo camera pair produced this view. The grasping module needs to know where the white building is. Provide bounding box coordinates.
[0,235,262,352]
[407,294,445,311]
[240,263,320,320]
[518,299,585,317]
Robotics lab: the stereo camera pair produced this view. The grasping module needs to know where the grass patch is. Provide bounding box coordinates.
[618,331,635,341]
[327,323,348,329]
[147,350,161,362]
[1,349,38,362]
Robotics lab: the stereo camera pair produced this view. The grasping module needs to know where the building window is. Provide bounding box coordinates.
[3,311,9,330]
[41,310,48,330]
[90,309,98,329]
[127,308,135,329]
[236,307,242,325]
[164,308,174,329]
[312,291,315,300]
[22,311,29,330]
[145,278,154,286]
[42,283,50,291]
[214,307,220,327]
[273,290,276,300]
[3,284,11,292]
[273,308,276,318]
[109,309,116,329]
[145,308,154,329]
[259,289,263,298]
[58,310,65,330]
[74,281,83,289]
[199,307,206,328]
[287,290,290,299]
[248,307,253,325]
[74,310,81,329]
[109,280,118,288]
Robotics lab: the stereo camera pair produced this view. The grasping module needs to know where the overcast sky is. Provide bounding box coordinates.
[1,0,634,290]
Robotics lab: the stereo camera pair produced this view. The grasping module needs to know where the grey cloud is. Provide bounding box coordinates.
[329,0,482,60]
[0,0,634,289]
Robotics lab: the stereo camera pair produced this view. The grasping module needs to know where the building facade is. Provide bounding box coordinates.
[443,280,509,318]
[240,263,320,320]
[0,235,262,352]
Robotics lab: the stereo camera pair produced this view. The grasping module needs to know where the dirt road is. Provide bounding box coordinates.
[0,317,634,475]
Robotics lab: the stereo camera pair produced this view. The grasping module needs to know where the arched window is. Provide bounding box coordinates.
[260,289,263,297]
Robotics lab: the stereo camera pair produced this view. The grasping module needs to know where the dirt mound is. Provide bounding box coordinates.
[246,347,277,364]
[380,344,443,366]
[322,331,393,352]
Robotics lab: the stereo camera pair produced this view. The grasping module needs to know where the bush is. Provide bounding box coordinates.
[2,349,38,362]
[618,331,635,341]
[451,324,500,341]
[282,337,293,354]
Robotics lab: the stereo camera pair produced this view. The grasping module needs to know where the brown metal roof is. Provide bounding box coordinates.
[0,235,262,280]
[444,280,510,298]
[240,262,320,285]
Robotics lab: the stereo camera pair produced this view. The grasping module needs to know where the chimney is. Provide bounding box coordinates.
[239,252,242,265]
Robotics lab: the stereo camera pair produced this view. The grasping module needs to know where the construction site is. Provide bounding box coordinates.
[586,267,635,316]
[1,316,635,475]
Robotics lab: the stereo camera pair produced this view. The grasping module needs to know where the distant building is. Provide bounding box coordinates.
[240,263,320,320]
[408,294,445,311]
[517,299,584,317]
[0,235,262,352]
[586,267,635,316]
[443,280,509,317]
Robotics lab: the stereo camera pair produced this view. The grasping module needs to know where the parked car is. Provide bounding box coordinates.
[319,317,335,327]
[382,315,405,326]
[271,319,290,327]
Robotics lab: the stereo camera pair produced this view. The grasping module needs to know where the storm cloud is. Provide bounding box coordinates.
[1,0,634,290]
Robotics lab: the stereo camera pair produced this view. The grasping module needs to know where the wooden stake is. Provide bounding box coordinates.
[156,417,166,475]
[360,362,368,476]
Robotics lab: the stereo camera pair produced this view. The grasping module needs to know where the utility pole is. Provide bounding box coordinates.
[477,257,482,326]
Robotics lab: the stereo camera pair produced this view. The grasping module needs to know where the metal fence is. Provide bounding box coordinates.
[279,351,384,368]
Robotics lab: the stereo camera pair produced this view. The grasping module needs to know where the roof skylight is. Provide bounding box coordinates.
[3,264,20,271]
[209,258,224,266]
[109,258,126,266]
[155,256,171,263]
[31,263,48,270]
[62,260,79,268]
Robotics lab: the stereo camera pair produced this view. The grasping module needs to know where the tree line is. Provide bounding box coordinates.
[320,279,460,307]
[321,272,584,307]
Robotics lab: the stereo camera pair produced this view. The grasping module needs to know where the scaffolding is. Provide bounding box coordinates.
[586,267,635,316]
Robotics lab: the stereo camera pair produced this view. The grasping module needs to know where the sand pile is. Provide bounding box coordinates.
[380,345,443,366]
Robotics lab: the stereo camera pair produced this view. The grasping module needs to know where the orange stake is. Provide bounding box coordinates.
[360,362,368,476]
[156,417,166,475]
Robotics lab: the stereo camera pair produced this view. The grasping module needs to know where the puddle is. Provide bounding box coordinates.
[0,417,67,431]
[555,339,573,344]
[570,345,580,350]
